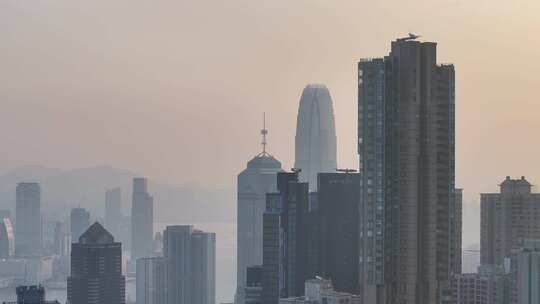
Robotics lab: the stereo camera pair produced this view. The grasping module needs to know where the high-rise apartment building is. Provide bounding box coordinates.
[236,118,282,304]
[105,188,122,239]
[481,176,540,266]
[510,239,540,304]
[131,178,154,261]
[454,265,509,304]
[15,183,41,257]
[358,36,456,304]
[262,171,310,304]
[164,225,216,304]
[137,257,168,304]
[70,207,90,242]
[294,84,337,190]
[67,222,125,304]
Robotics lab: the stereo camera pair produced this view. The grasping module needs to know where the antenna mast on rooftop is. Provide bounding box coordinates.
[261,112,269,155]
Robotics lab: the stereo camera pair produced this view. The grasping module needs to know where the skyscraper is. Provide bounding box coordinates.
[481,176,540,266]
[164,225,216,304]
[317,172,360,294]
[67,222,125,304]
[70,207,90,242]
[236,115,282,304]
[358,35,456,304]
[53,221,70,256]
[137,257,168,304]
[15,183,41,257]
[105,187,122,239]
[131,178,154,261]
[0,217,15,258]
[294,84,337,190]
[262,171,310,304]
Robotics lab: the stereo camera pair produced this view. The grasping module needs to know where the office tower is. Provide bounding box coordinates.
[131,178,154,261]
[67,222,125,304]
[358,35,456,304]
[0,217,15,258]
[236,116,283,304]
[244,266,263,304]
[137,257,168,304]
[481,176,540,266]
[454,265,509,304]
[70,208,90,242]
[15,183,41,257]
[105,188,122,239]
[317,172,360,294]
[294,84,337,190]
[53,221,70,256]
[262,171,310,304]
[164,225,216,304]
[510,239,540,304]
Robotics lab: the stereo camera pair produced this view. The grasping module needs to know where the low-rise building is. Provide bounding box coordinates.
[279,277,360,304]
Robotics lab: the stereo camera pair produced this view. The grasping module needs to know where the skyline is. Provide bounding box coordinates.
[2,1,540,206]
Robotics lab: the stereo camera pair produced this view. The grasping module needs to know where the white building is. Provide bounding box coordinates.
[236,118,282,304]
[279,278,361,304]
[294,84,337,190]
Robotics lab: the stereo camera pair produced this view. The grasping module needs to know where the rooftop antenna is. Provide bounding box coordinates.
[261,112,268,154]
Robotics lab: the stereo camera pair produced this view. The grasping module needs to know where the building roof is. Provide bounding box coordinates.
[79,222,114,245]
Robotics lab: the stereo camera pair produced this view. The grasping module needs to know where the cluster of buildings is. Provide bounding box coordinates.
[0,177,217,304]
[235,35,540,304]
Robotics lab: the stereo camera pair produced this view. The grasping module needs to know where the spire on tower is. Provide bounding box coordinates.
[257,112,272,157]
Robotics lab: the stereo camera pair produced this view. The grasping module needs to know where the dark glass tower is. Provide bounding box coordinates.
[67,222,125,304]
[358,36,456,304]
[317,172,360,294]
[262,171,310,304]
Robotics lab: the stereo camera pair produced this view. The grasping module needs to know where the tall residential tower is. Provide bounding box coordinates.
[358,36,457,304]
[294,84,337,190]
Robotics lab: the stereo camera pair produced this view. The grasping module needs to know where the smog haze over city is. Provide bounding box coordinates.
[1,1,540,304]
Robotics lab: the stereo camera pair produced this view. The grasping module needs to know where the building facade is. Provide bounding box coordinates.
[481,176,540,266]
[15,183,41,257]
[70,207,90,242]
[0,217,15,258]
[294,84,337,190]
[131,178,154,261]
[105,187,122,239]
[454,265,509,304]
[510,239,540,304]
[136,257,168,304]
[236,125,282,304]
[317,172,360,294]
[262,172,310,304]
[164,225,216,304]
[358,36,456,304]
[67,222,125,304]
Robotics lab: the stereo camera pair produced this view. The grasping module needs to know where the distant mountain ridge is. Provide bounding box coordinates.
[0,165,234,223]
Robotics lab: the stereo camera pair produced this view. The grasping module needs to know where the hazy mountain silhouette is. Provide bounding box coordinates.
[0,165,234,223]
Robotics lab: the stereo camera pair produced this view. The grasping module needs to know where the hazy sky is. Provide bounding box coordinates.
[2,0,540,204]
